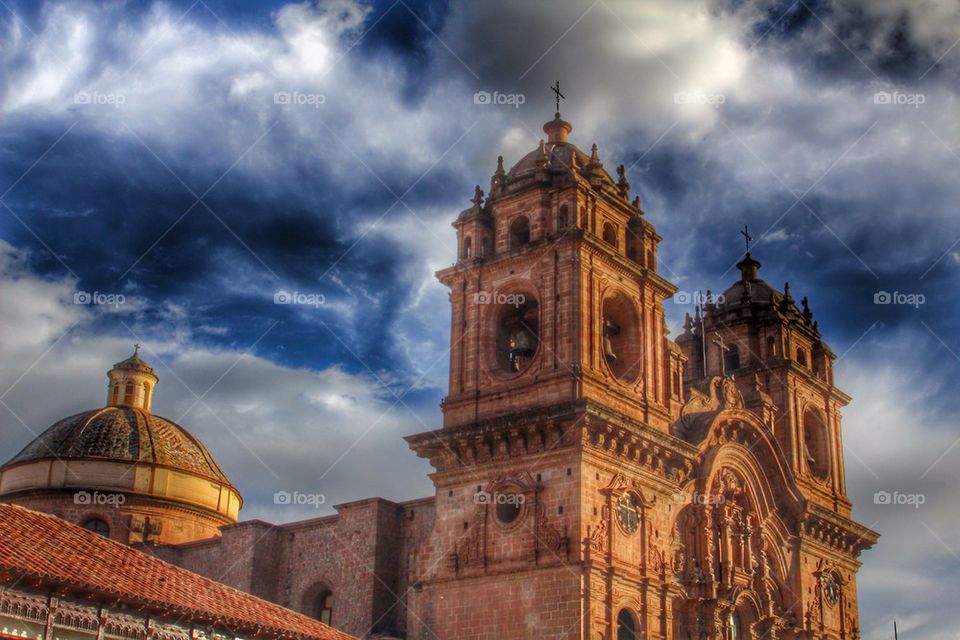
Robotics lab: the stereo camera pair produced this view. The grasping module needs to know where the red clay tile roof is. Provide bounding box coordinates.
[0,504,355,640]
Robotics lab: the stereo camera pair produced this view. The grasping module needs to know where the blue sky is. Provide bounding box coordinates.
[1,1,959,637]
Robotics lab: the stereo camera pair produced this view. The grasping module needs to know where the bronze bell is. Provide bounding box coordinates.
[509,331,535,371]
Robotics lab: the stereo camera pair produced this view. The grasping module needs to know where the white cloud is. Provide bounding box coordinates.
[0,239,436,524]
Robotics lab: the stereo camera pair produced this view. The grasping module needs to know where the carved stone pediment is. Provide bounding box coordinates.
[677,376,745,441]
[600,472,656,506]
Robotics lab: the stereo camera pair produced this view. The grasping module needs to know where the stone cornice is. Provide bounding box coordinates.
[801,504,879,559]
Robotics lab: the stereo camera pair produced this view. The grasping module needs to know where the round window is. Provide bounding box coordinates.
[493,493,523,525]
[495,499,522,525]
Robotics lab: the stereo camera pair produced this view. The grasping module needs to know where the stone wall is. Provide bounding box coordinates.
[152,496,436,639]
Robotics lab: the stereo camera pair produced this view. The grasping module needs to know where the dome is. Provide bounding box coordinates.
[5,406,231,485]
[500,113,617,191]
[505,143,594,181]
[0,346,242,545]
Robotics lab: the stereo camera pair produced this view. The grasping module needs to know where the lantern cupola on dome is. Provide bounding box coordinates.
[107,344,159,412]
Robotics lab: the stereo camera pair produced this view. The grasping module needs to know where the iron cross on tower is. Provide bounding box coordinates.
[741,224,753,253]
[712,334,731,377]
[551,80,565,113]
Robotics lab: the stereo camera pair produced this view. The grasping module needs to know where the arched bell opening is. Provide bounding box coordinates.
[803,408,831,481]
[601,293,642,383]
[509,216,530,247]
[492,296,540,375]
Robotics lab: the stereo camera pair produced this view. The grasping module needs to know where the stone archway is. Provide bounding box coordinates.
[300,581,334,625]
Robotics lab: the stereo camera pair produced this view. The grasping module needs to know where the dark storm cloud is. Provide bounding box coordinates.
[0,116,423,370]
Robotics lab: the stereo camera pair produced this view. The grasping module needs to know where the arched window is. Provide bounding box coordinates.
[795,346,808,367]
[462,236,472,259]
[510,216,530,247]
[724,345,741,372]
[617,609,639,640]
[727,610,742,640]
[111,384,120,405]
[557,205,569,230]
[315,589,333,626]
[766,336,777,358]
[602,222,617,247]
[82,518,110,537]
[123,381,135,405]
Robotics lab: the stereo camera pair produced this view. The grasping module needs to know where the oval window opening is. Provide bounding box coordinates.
[495,496,522,525]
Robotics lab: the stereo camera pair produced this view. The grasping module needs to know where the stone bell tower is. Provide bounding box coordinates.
[675,250,851,515]
[407,112,693,640]
[405,110,877,640]
[439,112,682,432]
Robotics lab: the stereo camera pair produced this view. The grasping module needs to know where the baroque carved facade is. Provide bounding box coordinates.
[403,112,878,639]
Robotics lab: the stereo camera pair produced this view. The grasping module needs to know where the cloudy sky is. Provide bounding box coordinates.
[1,0,958,636]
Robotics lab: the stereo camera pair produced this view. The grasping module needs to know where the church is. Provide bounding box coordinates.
[0,111,878,640]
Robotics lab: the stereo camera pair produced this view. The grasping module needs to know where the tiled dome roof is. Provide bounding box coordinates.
[5,406,231,485]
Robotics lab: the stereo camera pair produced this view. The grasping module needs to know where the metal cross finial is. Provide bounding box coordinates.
[133,343,141,356]
[741,224,753,253]
[551,80,565,113]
